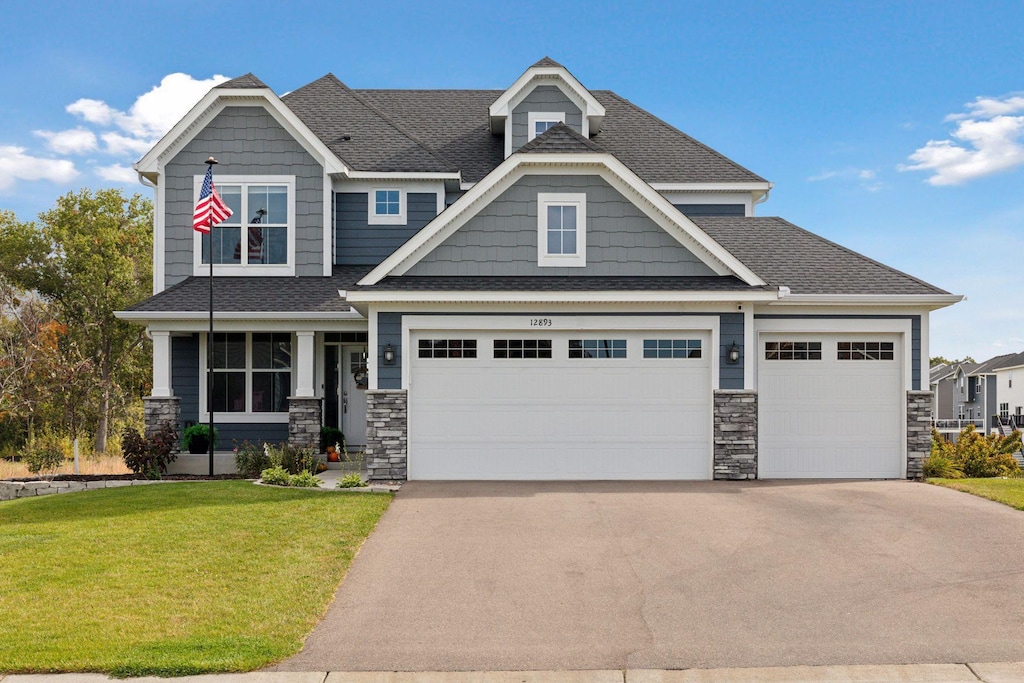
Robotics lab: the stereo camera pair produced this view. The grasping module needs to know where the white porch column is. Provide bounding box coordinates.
[295,331,316,398]
[151,330,173,398]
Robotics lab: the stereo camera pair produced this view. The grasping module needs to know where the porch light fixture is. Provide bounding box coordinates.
[383,343,395,364]
[727,342,741,364]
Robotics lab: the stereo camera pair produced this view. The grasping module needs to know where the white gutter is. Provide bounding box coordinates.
[115,310,365,322]
[769,293,964,308]
[344,290,781,304]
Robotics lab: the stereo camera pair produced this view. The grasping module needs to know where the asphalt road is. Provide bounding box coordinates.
[275,480,1024,671]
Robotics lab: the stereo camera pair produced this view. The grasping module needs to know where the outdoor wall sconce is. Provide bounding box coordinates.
[383,343,395,364]
[727,342,741,364]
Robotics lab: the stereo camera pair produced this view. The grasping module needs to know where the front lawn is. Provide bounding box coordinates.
[0,481,391,676]
[929,477,1024,511]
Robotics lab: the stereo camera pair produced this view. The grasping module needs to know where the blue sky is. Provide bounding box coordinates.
[1,0,1022,362]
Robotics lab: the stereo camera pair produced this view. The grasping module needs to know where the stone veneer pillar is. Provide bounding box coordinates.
[288,397,322,450]
[366,390,408,481]
[906,390,933,479]
[713,390,758,480]
[142,396,181,454]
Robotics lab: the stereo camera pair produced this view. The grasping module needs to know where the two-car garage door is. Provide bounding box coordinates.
[408,328,712,480]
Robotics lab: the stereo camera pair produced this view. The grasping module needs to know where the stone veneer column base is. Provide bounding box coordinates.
[713,390,758,480]
[907,390,933,480]
[366,390,408,481]
[143,396,181,454]
[288,397,322,450]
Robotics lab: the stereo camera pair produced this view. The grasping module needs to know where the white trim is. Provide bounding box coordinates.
[650,182,773,192]
[659,191,754,218]
[771,294,963,309]
[136,88,347,176]
[345,171,460,180]
[920,310,929,393]
[367,188,407,225]
[368,305,379,391]
[151,330,172,398]
[742,304,754,389]
[345,290,780,306]
[489,65,606,125]
[537,192,586,267]
[117,311,364,324]
[153,170,166,293]
[323,176,333,277]
[198,331,296,422]
[527,111,566,141]
[191,175,296,277]
[357,152,766,287]
[295,331,316,398]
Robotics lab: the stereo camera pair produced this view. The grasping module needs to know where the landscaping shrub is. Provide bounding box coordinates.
[260,466,291,486]
[234,440,270,478]
[338,473,367,488]
[23,439,66,475]
[927,425,1022,479]
[264,442,321,475]
[181,423,218,454]
[288,471,322,488]
[121,422,178,478]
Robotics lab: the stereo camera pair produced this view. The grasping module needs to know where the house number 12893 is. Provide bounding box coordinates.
[530,318,552,327]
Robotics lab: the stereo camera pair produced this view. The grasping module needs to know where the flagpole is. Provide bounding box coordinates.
[205,156,217,477]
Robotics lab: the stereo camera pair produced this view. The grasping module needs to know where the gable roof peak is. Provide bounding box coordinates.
[532,56,564,68]
[216,73,269,90]
[516,122,605,154]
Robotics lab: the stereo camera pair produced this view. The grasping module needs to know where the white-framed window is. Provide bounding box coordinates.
[837,341,895,361]
[643,339,702,359]
[203,332,293,416]
[193,176,295,276]
[1000,403,1010,420]
[569,339,626,359]
[958,404,965,420]
[537,192,586,267]
[528,111,565,141]
[417,339,477,359]
[368,188,407,225]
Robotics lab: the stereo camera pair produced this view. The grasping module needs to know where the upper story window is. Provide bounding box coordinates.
[194,175,295,276]
[369,188,407,225]
[528,111,565,141]
[537,193,586,267]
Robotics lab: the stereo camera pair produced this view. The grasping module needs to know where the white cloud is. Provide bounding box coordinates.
[901,93,1024,185]
[33,127,98,154]
[807,167,883,191]
[95,164,138,184]
[101,132,155,157]
[0,146,79,191]
[67,73,229,140]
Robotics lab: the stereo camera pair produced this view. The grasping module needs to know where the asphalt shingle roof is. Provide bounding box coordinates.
[969,352,1024,375]
[531,56,564,68]
[690,216,948,296]
[216,73,268,89]
[127,267,371,313]
[364,275,763,292]
[516,123,605,154]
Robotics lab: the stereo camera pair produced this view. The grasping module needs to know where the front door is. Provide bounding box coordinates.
[342,345,368,447]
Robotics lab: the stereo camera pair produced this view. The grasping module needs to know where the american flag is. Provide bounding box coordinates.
[193,166,233,233]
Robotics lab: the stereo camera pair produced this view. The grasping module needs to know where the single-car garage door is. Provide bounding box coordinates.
[758,333,904,478]
[408,329,712,480]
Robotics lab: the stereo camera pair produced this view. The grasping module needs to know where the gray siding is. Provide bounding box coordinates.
[674,204,745,217]
[171,332,290,445]
[376,311,741,391]
[377,312,403,390]
[335,192,437,265]
[511,85,584,151]
[719,313,744,390]
[755,314,923,390]
[163,106,324,288]
[406,175,717,277]
[172,334,200,423]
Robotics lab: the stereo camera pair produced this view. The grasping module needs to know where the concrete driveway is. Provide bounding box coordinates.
[277,480,1024,671]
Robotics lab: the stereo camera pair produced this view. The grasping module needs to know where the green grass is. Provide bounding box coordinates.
[929,477,1024,511]
[0,481,391,676]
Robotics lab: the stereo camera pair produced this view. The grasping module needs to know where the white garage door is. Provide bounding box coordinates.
[408,329,712,480]
[758,333,904,478]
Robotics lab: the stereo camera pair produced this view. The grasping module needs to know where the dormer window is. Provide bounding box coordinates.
[369,188,406,225]
[528,112,565,141]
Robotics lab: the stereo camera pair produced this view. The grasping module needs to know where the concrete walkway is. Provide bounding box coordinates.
[4,661,1024,681]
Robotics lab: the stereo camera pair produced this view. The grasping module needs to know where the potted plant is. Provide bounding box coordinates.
[320,426,344,454]
[182,423,219,455]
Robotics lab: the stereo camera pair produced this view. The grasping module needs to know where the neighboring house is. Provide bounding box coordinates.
[929,362,956,420]
[993,352,1024,428]
[116,58,961,481]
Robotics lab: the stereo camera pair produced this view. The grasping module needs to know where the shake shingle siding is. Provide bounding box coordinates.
[406,175,718,278]
[511,86,583,151]
[163,106,324,287]
[335,192,437,265]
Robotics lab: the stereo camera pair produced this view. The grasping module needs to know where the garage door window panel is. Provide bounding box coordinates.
[643,339,702,359]
[837,341,894,361]
[765,341,822,361]
[418,339,478,359]
[569,339,627,359]
[495,339,552,359]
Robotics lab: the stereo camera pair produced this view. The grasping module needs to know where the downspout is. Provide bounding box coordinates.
[752,183,773,216]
